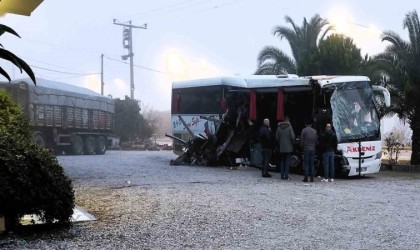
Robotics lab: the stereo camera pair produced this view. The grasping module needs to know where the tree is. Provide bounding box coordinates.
[316,34,363,75]
[114,97,155,143]
[140,104,160,139]
[114,96,143,142]
[374,10,420,164]
[256,14,332,75]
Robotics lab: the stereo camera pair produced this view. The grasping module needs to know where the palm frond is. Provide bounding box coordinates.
[0,24,21,38]
[403,10,420,54]
[256,46,296,74]
[0,66,11,81]
[0,48,36,84]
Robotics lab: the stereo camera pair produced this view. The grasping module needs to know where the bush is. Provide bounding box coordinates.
[383,132,405,165]
[0,90,75,229]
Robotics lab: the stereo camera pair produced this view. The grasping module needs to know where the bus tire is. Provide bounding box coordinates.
[33,133,45,147]
[84,136,96,155]
[95,136,107,155]
[71,135,84,155]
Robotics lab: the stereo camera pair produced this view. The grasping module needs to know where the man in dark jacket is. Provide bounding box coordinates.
[259,118,274,178]
[301,119,317,182]
[275,116,295,180]
[319,123,338,182]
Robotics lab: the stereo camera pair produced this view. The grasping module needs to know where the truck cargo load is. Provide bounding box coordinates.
[0,78,119,155]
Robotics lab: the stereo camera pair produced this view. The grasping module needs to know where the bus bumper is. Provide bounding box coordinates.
[347,159,381,176]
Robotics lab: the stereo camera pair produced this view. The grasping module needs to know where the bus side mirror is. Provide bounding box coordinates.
[372,85,391,107]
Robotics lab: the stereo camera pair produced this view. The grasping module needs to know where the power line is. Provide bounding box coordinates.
[30,65,100,76]
[50,75,95,81]
[103,55,173,76]
[129,0,216,22]
[23,56,89,71]
[21,38,121,58]
[131,0,246,23]
[195,0,244,14]
[124,0,192,19]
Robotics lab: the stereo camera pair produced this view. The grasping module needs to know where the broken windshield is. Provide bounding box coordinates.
[330,81,380,143]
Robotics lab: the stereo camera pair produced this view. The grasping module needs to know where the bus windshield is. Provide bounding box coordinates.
[331,81,380,143]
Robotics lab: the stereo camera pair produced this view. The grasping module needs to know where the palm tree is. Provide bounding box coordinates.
[374,10,420,165]
[0,24,36,84]
[256,14,332,76]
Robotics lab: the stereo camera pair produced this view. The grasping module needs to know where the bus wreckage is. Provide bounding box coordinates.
[166,75,391,177]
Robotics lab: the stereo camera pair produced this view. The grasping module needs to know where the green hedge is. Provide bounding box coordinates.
[0,90,75,229]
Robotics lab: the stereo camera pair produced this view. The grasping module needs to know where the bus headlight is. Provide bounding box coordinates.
[375,151,382,160]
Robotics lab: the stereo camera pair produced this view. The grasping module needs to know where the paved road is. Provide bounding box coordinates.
[1,150,420,249]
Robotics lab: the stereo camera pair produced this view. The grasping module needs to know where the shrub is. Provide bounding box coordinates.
[383,132,405,164]
[0,90,75,229]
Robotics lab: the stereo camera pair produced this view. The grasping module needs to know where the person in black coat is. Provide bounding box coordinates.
[319,123,338,182]
[259,118,275,178]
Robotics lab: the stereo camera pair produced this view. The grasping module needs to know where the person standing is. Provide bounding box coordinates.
[319,123,338,182]
[275,116,295,180]
[259,118,274,178]
[300,119,317,182]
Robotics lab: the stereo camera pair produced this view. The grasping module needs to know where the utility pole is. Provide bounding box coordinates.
[101,54,104,95]
[113,20,147,100]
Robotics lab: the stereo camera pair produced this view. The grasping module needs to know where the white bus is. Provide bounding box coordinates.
[170,75,390,176]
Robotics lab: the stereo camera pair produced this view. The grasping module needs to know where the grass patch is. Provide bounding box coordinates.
[381,159,411,165]
[379,170,420,180]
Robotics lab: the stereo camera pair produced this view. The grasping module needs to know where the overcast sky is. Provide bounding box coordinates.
[0,0,419,115]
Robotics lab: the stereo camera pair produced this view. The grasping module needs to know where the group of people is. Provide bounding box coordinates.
[258,117,337,182]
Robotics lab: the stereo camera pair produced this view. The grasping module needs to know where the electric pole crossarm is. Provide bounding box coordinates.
[113,20,147,29]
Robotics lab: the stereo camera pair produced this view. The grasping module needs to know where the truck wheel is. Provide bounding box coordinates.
[71,135,84,155]
[33,133,45,147]
[95,136,107,155]
[54,146,64,155]
[84,136,96,155]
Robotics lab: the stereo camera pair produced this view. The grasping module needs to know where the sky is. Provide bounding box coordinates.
[0,0,419,123]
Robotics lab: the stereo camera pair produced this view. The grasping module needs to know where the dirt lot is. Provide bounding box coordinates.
[1,150,420,249]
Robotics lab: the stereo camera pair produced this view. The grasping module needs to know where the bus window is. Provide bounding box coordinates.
[176,86,223,115]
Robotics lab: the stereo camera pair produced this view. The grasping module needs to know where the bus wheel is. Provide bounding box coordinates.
[84,136,96,155]
[71,135,84,155]
[33,133,45,147]
[95,136,107,155]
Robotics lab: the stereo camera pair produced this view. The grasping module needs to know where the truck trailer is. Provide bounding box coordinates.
[0,78,117,155]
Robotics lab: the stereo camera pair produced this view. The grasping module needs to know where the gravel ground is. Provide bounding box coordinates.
[1,150,420,250]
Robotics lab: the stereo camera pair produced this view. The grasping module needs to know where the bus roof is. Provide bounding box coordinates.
[172,75,371,89]
[172,76,247,89]
[172,75,310,89]
[306,75,370,88]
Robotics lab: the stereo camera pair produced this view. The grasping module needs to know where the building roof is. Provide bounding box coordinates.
[0,0,43,16]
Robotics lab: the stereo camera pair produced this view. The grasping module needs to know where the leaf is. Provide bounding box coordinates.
[0,24,21,38]
[0,49,36,85]
[0,48,22,71]
[13,55,36,85]
[0,66,11,82]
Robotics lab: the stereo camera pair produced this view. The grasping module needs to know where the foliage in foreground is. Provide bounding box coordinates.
[0,90,75,229]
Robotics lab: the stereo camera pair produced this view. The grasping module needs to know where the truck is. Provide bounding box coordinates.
[0,78,118,155]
